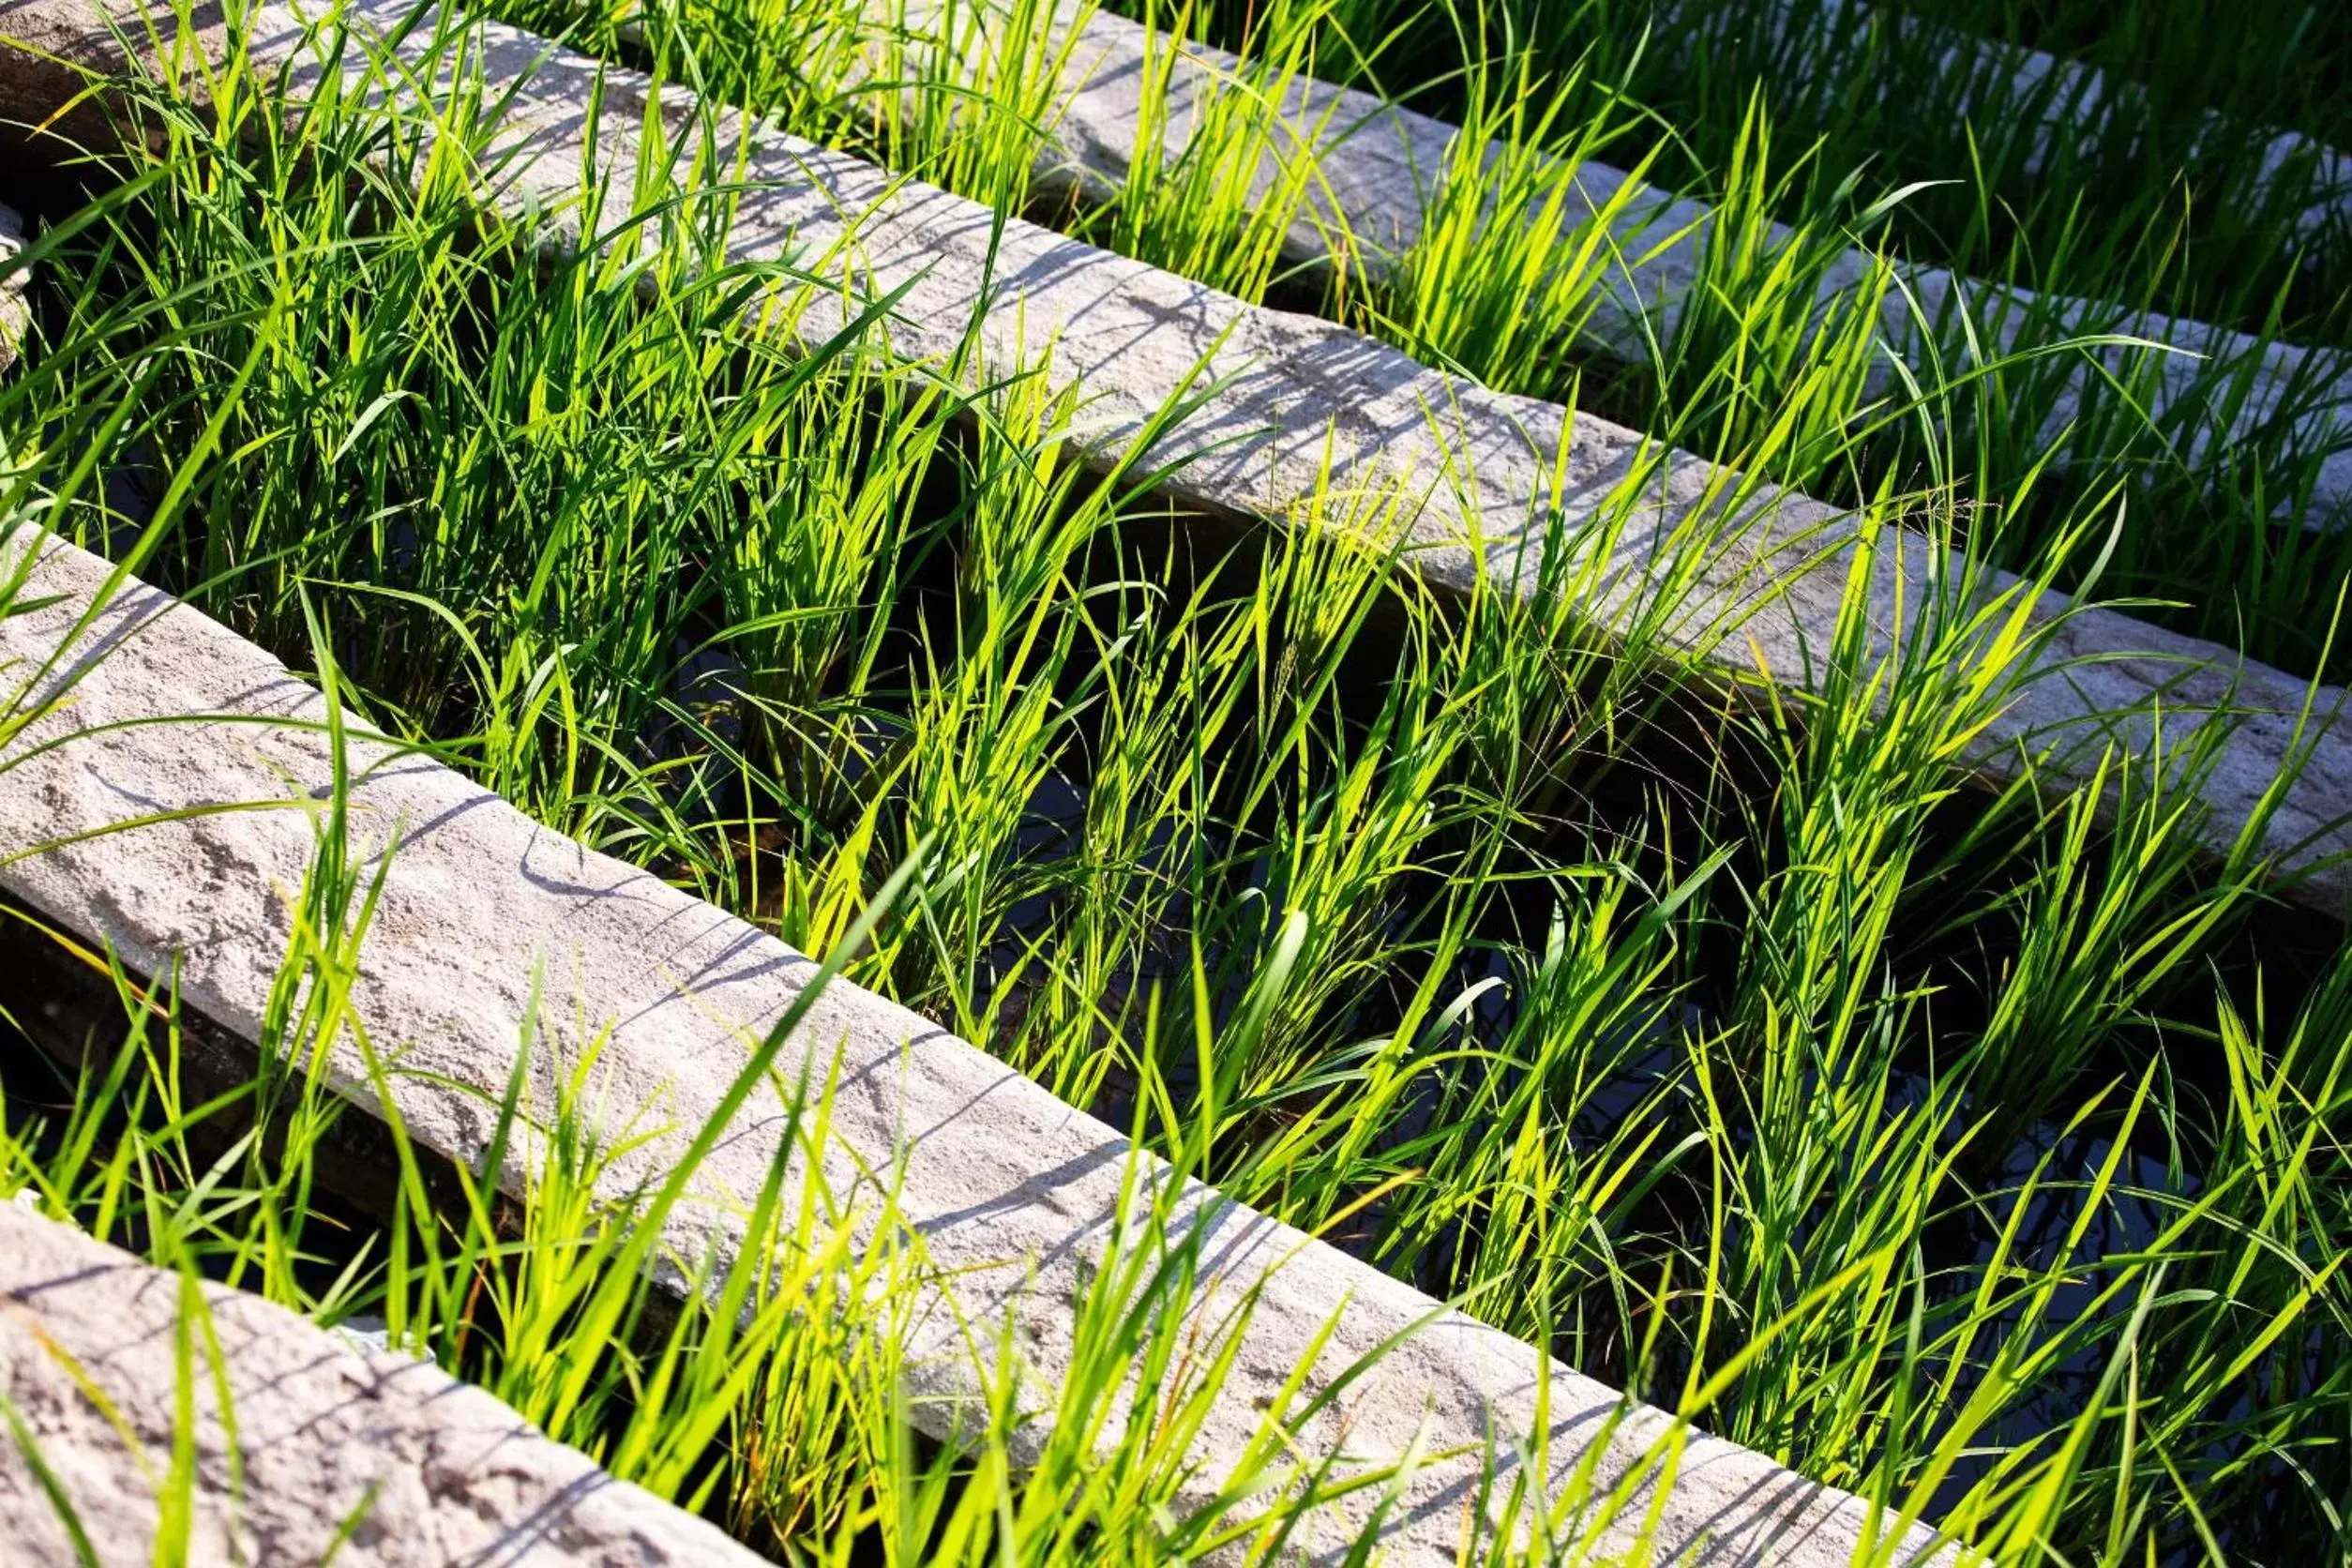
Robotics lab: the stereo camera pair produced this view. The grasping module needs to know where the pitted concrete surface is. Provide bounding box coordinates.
[0,534,1961,1561]
[0,1,2346,890]
[0,8,2332,1562]
[0,1199,774,1565]
[973,0,2352,523]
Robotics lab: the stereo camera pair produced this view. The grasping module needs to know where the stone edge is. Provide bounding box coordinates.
[0,535,1960,1565]
[0,1198,772,1565]
[4,0,2350,917]
[1002,0,2352,520]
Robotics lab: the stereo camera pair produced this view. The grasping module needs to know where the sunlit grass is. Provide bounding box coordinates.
[0,0,2346,1561]
[473,0,2352,673]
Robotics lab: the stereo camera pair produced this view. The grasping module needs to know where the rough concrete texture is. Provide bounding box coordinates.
[979,0,2352,526]
[0,202,26,370]
[395,0,2352,910]
[0,536,1962,1560]
[0,1198,776,1565]
[0,4,2329,1553]
[1,0,2347,897]
[13,0,2345,530]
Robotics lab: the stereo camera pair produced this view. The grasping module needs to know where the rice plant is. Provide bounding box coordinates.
[0,0,2347,1560]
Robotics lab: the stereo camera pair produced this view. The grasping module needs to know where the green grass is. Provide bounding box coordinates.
[0,864,1431,1563]
[1885,0,2352,158]
[1,0,2349,1562]
[1160,0,2352,348]
[473,0,2352,679]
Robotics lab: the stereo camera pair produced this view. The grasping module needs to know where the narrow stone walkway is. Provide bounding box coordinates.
[0,1197,771,1564]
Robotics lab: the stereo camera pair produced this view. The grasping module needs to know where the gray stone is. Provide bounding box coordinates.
[0,8,2333,1560]
[0,532,1956,1563]
[326,0,2352,913]
[1,0,2347,892]
[0,1197,776,1566]
[270,0,2352,911]
[985,0,2352,525]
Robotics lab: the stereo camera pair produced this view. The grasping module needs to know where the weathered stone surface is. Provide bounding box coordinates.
[0,532,1957,1562]
[0,0,225,144]
[996,0,2352,525]
[319,0,2352,911]
[0,1198,775,1565]
[0,9,2330,1560]
[2,0,2346,897]
[392,0,2352,911]
[0,202,26,369]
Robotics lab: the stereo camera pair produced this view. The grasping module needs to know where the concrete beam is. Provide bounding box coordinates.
[0,531,1956,1562]
[2,0,2345,897]
[0,1197,777,1565]
[908,0,2352,523]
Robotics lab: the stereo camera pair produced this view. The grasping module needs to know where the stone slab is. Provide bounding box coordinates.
[800,0,2349,520]
[0,3,2319,1552]
[0,1197,776,1565]
[988,0,2352,525]
[0,533,1960,1560]
[2,0,2347,898]
[427,0,2352,911]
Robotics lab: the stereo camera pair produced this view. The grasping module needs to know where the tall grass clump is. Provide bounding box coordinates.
[535,0,2352,673]
[1,0,2348,1560]
[0,842,1435,1561]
